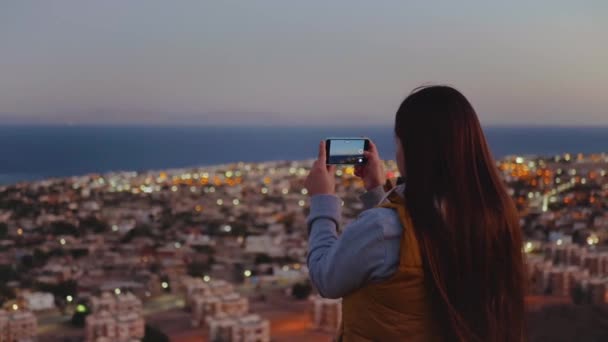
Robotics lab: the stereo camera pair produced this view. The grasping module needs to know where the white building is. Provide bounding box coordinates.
[310,296,342,333]
[86,292,145,342]
[0,309,38,342]
[23,292,55,311]
[244,236,284,257]
[208,313,270,342]
[0,310,7,342]
[192,293,249,327]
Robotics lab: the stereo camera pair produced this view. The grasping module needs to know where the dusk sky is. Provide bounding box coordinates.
[1,1,606,126]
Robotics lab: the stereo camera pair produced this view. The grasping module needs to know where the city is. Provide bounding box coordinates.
[1,153,607,341]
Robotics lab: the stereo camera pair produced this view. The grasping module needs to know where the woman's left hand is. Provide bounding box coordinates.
[305,141,337,196]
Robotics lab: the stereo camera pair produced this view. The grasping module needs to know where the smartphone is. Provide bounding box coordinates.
[325,137,370,165]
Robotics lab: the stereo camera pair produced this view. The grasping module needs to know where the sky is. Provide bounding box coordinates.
[0,1,607,126]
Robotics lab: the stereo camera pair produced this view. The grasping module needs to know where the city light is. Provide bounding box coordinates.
[12,304,18,311]
[515,157,524,164]
[336,169,343,176]
[524,242,533,253]
[60,238,66,245]
[17,228,23,235]
[76,304,87,313]
[171,185,178,192]
[556,239,563,246]
[112,225,118,232]
[174,242,181,249]
[66,295,73,302]
[203,275,211,282]
[195,205,203,212]
[216,199,223,205]
[261,187,268,194]
[114,288,121,295]
[281,188,289,195]
[223,225,232,233]
[298,200,305,207]
[244,270,252,277]
[232,199,240,205]
[301,188,308,195]
[161,282,169,289]
[282,265,289,271]
[587,235,599,246]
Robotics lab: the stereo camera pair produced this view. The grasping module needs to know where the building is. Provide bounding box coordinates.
[23,291,55,311]
[90,292,117,313]
[192,292,249,327]
[0,310,7,342]
[587,277,608,305]
[85,292,145,342]
[0,309,38,342]
[310,296,342,333]
[208,313,270,342]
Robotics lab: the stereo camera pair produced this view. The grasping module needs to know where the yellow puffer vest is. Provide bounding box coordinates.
[338,190,443,341]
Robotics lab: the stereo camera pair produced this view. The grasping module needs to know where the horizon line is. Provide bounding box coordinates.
[1,123,608,129]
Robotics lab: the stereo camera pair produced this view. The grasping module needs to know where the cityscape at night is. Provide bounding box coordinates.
[0,153,608,340]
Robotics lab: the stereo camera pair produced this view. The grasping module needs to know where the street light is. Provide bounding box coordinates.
[244,270,252,277]
[114,288,121,295]
[66,295,73,303]
[161,282,169,289]
[203,275,211,282]
[12,304,18,311]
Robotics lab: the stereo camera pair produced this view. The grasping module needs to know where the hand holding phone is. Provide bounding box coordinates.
[353,140,386,191]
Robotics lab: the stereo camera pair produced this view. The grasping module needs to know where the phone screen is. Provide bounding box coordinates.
[326,139,368,165]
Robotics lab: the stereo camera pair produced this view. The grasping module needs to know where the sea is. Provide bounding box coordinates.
[0,125,607,185]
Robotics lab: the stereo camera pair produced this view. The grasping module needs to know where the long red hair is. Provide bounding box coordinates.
[395,86,525,341]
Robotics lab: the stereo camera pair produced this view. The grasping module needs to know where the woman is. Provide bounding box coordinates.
[305,85,525,341]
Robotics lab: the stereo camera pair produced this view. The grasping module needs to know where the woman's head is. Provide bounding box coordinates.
[394,86,525,341]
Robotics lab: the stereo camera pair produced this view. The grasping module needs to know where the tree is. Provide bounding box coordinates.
[291,282,312,300]
[0,222,7,239]
[71,300,90,327]
[80,216,108,233]
[571,283,586,305]
[254,253,272,265]
[33,248,49,267]
[37,280,78,299]
[0,264,18,283]
[50,221,79,237]
[143,324,170,342]
[187,262,210,277]
[0,284,16,306]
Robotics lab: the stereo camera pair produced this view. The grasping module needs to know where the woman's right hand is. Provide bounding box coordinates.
[354,140,386,191]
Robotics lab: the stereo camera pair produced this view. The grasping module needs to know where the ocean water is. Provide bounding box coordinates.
[0,125,607,185]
